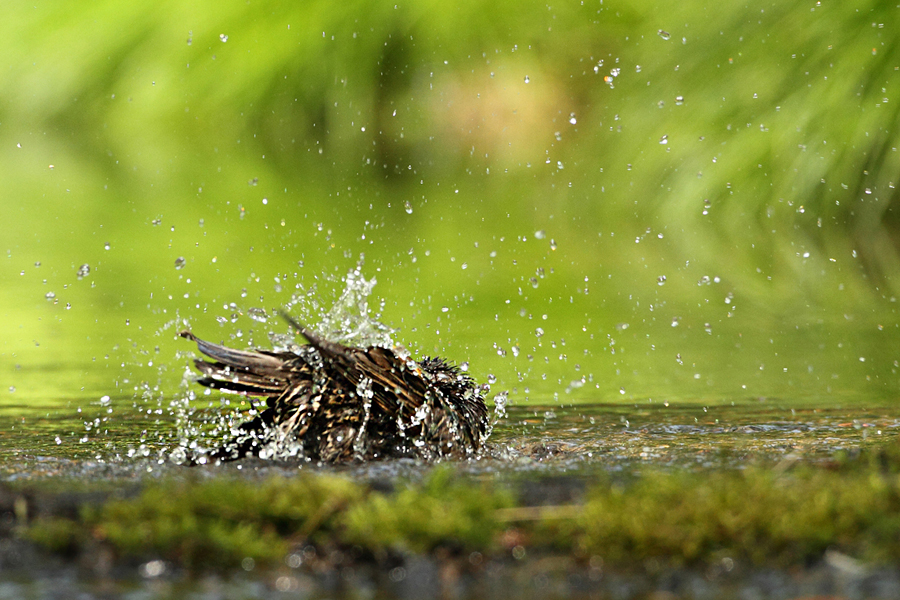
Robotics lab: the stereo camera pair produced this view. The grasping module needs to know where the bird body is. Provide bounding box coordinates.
[180,315,489,462]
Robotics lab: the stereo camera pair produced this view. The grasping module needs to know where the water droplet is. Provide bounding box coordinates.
[535,327,545,337]
[493,391,508,419]
[44,291,56,301]
[657,275,667,286]
[675,95,684,105]
[99,395,111,406]
[460,361,469,372]
[671,317,681,327]
[104,242,111,250]
[658,29,671,40]
[441,306,450,313]
[248,307,269,323]
[549,239,557,250]
[248,177,258,186]
[219,33,229,42]
[404,200,413,214]
[175,257,186,270]
[76,264,90,279]
[524,75,530,83]
[659,135,668,144]
[534,230,546,240]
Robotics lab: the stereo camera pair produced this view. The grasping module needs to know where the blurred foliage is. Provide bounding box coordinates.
[1,0,898,406]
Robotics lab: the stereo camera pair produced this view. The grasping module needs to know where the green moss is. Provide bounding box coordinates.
[342,466,514,553]
[18,447,900,571]
[83,475,365,569]
[25,516,84,554]
[564,461,900,568]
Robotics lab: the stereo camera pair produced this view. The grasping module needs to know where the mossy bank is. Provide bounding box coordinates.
[6,444,900,583]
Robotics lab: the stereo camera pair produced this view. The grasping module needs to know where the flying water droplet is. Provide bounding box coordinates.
[76,264,90,279]
[493,391,508,420]
[248,307,269,323]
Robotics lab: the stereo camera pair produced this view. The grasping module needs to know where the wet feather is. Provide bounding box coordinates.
[180,316,489,463]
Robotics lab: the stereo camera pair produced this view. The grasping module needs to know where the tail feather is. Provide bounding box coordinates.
[181,330,290,397]
[180,331,285,374]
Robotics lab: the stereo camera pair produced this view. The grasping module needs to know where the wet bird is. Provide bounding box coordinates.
[180,313,489,463]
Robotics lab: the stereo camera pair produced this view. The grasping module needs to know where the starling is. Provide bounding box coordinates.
[180,313,490,462]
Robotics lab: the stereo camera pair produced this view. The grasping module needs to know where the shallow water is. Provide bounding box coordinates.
[491,401,899,469]
[1,397,896,481]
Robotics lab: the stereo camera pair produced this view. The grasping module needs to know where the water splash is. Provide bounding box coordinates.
[302,263,396,349]
[168,265,494,464]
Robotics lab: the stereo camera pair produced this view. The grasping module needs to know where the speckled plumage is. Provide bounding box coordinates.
[180,314,489,463]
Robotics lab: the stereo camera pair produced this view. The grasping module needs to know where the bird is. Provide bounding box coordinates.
[179,312,490,463]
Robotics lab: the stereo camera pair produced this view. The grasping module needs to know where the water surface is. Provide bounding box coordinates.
[2,395,896,482]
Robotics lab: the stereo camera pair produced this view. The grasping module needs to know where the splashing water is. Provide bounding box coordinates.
[310,264,396,349]
[168,266,495,464]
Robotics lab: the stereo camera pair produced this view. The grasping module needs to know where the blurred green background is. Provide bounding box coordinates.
[2,0,898,409]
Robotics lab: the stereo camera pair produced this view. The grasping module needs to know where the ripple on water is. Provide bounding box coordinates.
[1,400,898,480]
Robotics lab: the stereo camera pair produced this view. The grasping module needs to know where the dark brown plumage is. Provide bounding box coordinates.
[180,313,489,463]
